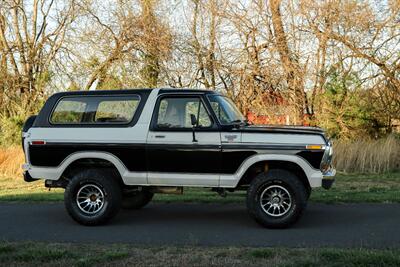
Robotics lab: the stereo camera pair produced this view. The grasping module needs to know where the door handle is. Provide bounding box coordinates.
[155,135,165,138]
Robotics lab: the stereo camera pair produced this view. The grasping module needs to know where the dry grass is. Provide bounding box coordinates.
[333,135,400,173]
[0,146,24,178]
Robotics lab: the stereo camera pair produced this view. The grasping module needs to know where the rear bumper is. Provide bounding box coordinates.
[22,163,38,182]
[23,171,38,182]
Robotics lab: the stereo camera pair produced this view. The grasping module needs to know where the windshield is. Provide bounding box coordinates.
[208,95,246,124]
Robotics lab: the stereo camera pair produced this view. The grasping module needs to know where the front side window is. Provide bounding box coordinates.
[208,95,245,124]
[50,95,140,124]
[156,97,212,129]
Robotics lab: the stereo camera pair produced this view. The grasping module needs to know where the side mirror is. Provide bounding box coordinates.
[190,114,197,127]
[190,114,198,142]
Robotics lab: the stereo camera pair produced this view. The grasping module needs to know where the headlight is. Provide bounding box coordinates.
[320,141,333,174]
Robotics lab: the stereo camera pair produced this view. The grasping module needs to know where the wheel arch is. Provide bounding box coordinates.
[238,160,310,190]
[233,154,318,190]
[58,152,126,184]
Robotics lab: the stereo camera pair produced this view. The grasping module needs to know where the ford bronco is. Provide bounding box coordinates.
[22,88,335,228]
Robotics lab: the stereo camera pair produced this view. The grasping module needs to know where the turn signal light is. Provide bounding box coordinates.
[306,145,323,150]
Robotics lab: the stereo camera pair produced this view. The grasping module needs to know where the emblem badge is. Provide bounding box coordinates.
[225,135,238,142]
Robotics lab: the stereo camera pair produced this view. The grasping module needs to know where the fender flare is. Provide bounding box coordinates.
[28,151,127,181]
[220,154,323,188]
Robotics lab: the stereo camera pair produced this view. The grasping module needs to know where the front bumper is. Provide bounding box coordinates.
[322,177,335,189]
[321,166,336,189]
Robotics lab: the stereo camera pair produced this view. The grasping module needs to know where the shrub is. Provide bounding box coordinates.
[0,115,25,146]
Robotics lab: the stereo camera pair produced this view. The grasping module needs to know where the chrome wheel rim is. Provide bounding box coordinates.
[260,185,292,217]
[76,184,105,215]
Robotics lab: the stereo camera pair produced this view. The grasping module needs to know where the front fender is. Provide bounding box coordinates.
[219,154,323,188]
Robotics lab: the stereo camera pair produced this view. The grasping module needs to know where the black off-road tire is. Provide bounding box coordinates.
[306,186,312,200]
[246,169,308,229]
[64,169,122,226]
[122,189,154,210]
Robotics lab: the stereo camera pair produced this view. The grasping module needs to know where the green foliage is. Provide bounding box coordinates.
[317,69,374,139]
[36,71,53,92]
[0,92,46,146]
[0,115,25,146]
[96,75,124,90]
[140,53,160,88]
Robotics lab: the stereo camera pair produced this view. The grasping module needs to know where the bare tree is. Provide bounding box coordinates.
[138,0,172,88]
[269,0,307,124]
[302,0,400,132]
[0,0,77,113]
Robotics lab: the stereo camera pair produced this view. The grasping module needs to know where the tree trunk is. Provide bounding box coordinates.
[269,0,305,124]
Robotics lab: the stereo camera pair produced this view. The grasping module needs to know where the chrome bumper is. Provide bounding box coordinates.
[322,166,336,177]
[321,166,336,189]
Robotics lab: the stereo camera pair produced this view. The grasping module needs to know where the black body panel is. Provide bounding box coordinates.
[146,144,221,173]
[29,143,147,171]
[29,143,221,173]
[221,144,323,172]
[29,142,323,173]
[220,149,256,173]
[296,151,324,169]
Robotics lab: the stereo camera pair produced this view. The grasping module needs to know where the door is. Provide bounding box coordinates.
[146,95,221,186]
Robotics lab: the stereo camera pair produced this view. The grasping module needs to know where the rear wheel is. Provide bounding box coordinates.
[246,169,307,228]
[122,189,154,209]
[64,169,122,226]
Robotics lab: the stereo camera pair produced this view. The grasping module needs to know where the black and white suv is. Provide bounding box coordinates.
[22,88,335,228]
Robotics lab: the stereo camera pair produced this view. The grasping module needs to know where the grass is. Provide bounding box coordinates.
[311,172,400,204]
[333,135,400,173]
[0,172,399,204]
[0,147,24,178]
[0,242,399,267]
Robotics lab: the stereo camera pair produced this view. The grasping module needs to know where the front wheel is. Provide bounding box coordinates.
[64,169,122,226]
[246,169,307,228]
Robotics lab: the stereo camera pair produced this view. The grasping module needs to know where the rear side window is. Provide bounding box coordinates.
[50,95,140,125]
[51,99,87,124]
